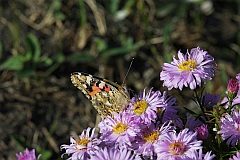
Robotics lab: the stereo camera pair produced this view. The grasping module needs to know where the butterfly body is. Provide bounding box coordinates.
[70,72,129,118]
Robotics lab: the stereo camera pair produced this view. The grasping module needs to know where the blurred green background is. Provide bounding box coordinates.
[1,0,240,159]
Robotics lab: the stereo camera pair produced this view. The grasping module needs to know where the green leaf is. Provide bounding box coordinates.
[78,0,86,26]
[67,52,95,63]
[24,51,32,61]
[0,55,25,71]
[43,53,64,77]
[52,0,65,20]
[156,3,176,18]
[54,12,66,20]
[38,150,52,160]
[54,52,65,63]
[11,136,27,149]
[16,68,35,78]
[100,40,144,57]
[53,0,62,11]
[39,57,53,66]
[26,33,41,63]
[183,107,199,117]
[95,38,107,52]
[106,0,120,14]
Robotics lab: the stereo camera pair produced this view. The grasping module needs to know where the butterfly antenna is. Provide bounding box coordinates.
[122,57,134,84]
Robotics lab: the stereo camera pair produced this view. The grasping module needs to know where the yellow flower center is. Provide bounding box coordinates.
[113,122,127,134]
[144,131,159,143]
[169,141,186,155]
[76,137,90,146]
[134,100,149,115]
[178,60,196,72]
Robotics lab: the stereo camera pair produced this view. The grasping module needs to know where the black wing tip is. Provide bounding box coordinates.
[71,72,92,76]
[70,72,79,76]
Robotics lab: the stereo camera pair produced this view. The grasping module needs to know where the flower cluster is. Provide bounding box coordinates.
[60,87,209,160]
[18,47,240,160]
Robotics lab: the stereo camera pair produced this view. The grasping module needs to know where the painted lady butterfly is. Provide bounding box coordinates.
[70,72,129,118]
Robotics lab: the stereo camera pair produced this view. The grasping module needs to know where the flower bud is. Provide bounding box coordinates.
[227,78,239,94]
[194,124,209,140]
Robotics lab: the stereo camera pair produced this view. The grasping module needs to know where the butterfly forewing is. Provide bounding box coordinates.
[70,72,129,118]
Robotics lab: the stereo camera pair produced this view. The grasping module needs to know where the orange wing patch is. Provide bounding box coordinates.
[104,85,111,91]
[89,84,102,96]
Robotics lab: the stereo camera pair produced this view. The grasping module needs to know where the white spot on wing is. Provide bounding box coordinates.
[86,76,92,85]
[82,84,87,88]
[105,101,112,107]
[99,81,106,89]
[102,92,108,96]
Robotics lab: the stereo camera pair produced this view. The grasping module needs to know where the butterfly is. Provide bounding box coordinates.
[70,72,129,118]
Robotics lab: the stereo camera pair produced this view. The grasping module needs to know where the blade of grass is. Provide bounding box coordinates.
[78,0,87,26]
[100,40,144,57]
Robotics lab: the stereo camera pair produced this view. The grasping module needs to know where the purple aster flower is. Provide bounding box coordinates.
[202,93,220,108]
[91,147,136,160]
[201,151,216,160]
[185,113,204,131]
[194,124,209,140]
[154,128,202,160]
[229,152,240,160]
[162,111,183,129]
[217,109,240,146]
[221,96,240,109]
[128,88,163,125]
[158,91,178,114]
[60,127,100,160]
[98,111,141,148]
[192,149,215,160]
[160,47,217,90]
[133,122,174,158]
[160,91,183,128]
[236,73,240,80]
[16,148,41,160]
